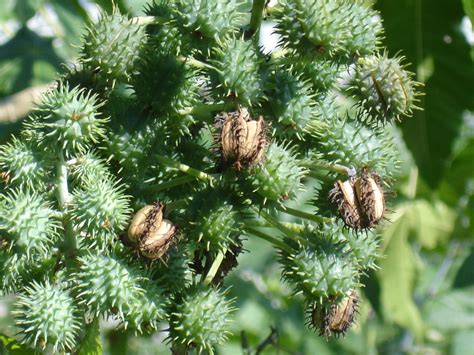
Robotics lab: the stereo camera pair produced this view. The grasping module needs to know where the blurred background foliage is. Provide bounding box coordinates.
[0,0,473,354]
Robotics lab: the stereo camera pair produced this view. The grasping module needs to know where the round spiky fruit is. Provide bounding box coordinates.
[308,289,359,337]
[251,143,307,202]
[69,151,111,183]
[349,53,420,123]
[280,232,359,298]
[339,1,383,56]
[188,190,241,254]
[75,253,168,331]
[169,285,234,354]
[212,38,264,105]
[153,244,193,294]
[175,0,245,42]
[26,83,107,157]
[81,11,146,84]
[270,71,318,135]
[290,56,340,92]
[314,112,399,178]
[0,189,60,257]
[0,137,48,190]
[71,177,130,251]
[275,0,349,56]
[132,48,202,120]
[13,281,83,352]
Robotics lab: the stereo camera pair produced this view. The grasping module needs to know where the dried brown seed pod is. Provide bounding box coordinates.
[128,203,164,243]
[329,167,386,229]
[138,218,177,260]
[127,203,177,259]
[329,179,364,229]
[218,106,267,171]
[310,290,359,337]
[353,167,385,227]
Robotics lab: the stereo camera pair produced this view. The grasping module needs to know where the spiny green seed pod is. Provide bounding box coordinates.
[169,285,235,354]
[315,113,399,178]
[132,49,202,118]
[308,289,359,337]
[75,254,168,331]
[26,83,107,157]
[290,56,341,92]
[339,1,383,56]
[13,281,83,352]
[280,237,359,299]
[251,143,307,202]
[175,0,245,42]
[69,151,112,183]
[152,244,193,294]
[0,189,60,257]
[0,137,48,190]
[339,228,380,270]
[0,252,55,294]
[276,0,348,56]
[269,71,318,135]
[188,191,241,254]
[71,178,131,251]
[212,37,264,105]
[81,11,146,84]
[349,53,420,123]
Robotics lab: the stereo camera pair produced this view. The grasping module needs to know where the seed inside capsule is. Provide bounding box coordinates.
[138,219,176,260]
[127,203,164,244]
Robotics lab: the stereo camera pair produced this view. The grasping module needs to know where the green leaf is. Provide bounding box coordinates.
[0,26,62,96]
[14,0,44,23]
[77,319,102,355]
[0,334,35,354]
[454,246,474,288]
[463,0,474,23]
[0,0,16,21]
[424,287,474,331]
[378,205,425,340]
[376,0,474,188]
[452,329,474,355]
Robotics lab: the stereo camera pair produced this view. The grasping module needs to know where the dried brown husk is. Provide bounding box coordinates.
[218,107,267,170]
[354,168,385,227]
[310,290,359,337]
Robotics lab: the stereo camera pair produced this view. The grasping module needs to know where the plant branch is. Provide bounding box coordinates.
[245,227,292,253]
[56,151,76,252]
[154,155,215,185]
[275,205,333,224]
[248,0,266,40]
[305,162,355,176]
[203,250,226,285]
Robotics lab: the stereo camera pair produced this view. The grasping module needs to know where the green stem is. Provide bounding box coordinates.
[203,250,226,285]
[248,0,266,40]
[245,227,292,253]
[177,56,217,71]
[131,16,166,26]
[275,205,333,224]
[56,151,76,252]
[155,155,215,185]
[257,208,307,245]
[178,102,228,116]
[142,175,196,193]
[305,162,354,176]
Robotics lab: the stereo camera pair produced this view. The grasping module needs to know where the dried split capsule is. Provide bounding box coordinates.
[329,167,386,229]
[217,106,267,171]
[353,167,385,226]
[127,203,177,260]
[310,290,359,337]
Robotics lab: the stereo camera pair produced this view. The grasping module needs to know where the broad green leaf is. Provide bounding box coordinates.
[454,246,474,288]
[424,287,474,331]
[13,0,44,23]
[410,199,455,249]
[378,206,424,340]
[463,0,474,23]
[77,319,102,355]
[0,26,62,96]
[0,334,35,354]
[0,0,16,21]
[452,329,474,355]
[48,0,89,58]
[376,0,474,188]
